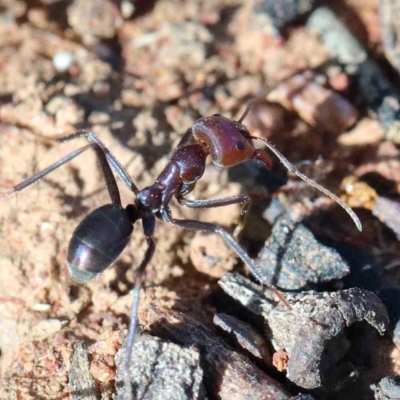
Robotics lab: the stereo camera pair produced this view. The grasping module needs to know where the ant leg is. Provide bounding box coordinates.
[177,193,251,236]
[123,215,156,399]
[39,131,139,194]
[161,208,290,308]
[0,142,122,205]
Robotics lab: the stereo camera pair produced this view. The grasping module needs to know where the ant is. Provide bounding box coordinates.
[0,102,361,399]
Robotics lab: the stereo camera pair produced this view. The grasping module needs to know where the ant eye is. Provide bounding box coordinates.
[236,141,245,151]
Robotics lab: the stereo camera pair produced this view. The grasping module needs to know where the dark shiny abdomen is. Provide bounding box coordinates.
[67,204,133,283]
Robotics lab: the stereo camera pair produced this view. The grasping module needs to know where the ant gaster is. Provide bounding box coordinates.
[0,104,361,398]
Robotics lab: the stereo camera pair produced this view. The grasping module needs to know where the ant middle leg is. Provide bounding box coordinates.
[0,142,122,205]
[160,208,290,308]
[176,193,251,236]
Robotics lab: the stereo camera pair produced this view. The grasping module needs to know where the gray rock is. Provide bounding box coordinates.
[219,273,389,389]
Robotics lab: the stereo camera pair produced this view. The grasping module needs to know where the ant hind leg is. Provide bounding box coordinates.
[123,216,156,399]
[0,142,122,205]
[38,130,139,194]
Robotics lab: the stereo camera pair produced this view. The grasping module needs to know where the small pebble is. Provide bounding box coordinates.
[254,0,319,29]
[371,375,400,400]
[53,50,74,73]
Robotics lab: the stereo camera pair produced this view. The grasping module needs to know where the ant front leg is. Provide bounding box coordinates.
[161,208,290,308]
[176,193,251,237]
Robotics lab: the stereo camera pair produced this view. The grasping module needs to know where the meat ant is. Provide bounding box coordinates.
[0,102,361,399]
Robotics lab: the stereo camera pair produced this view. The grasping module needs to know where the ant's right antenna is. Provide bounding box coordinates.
[251,135,362,232]
[237,89,275,124]
[238,99,255,123]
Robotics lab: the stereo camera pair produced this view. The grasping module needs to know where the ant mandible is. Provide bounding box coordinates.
[0,103,361,398]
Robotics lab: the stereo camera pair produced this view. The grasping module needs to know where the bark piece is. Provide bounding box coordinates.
[267,70,357,134]
[213,313,271,363]
[69,341,99,400]
[219,273,389,389]
[145,308,291,400]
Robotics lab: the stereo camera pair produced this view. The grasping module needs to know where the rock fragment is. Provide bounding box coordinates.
[145,307,291,400]
[371,376,400,400]
[372,196,400,240]
[254,0,319,29]
[219,273,389,389]
[379,0,400,73]
[115,334,205,400]
[307,7,400,143]
[257,215,350,290]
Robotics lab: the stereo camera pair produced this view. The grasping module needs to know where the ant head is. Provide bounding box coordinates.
[136,185,162,214]
[192,115,255,168]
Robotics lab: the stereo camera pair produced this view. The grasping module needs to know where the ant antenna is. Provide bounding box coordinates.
[237,89,275,123]
[250,136,362,232]
[238,99,255,123]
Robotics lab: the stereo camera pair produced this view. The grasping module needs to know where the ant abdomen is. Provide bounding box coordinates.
[67,204,133,283]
